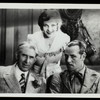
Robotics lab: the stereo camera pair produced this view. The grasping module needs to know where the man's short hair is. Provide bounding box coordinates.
[17,41,37,56]
[38,9,62,30]
[66,40,86,54]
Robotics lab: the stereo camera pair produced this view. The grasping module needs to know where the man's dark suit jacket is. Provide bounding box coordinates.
[46,66,100,93]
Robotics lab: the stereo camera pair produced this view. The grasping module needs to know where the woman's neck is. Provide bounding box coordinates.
[44,36,55,50]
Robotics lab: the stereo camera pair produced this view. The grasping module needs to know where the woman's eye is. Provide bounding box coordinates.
[52,24,56,27]
[43,24,48,27]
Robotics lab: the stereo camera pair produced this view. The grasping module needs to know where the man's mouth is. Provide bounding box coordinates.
[68,63,74,67]
[23,63,29,67]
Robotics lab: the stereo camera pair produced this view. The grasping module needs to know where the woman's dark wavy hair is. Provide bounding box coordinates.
[38,9,62,30]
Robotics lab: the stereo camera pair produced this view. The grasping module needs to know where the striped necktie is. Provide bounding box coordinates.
[19,73,26,93]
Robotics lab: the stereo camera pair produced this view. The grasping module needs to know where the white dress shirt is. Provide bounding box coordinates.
[15,65,28,83]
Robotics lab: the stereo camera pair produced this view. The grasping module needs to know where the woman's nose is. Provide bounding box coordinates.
[48,26,52,31]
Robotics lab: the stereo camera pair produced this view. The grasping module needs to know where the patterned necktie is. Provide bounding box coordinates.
[19,73,26,93]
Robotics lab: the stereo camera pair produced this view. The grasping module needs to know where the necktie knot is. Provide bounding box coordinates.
[68,71,84,93]
[69,72,83,84]
[21,73,25,79]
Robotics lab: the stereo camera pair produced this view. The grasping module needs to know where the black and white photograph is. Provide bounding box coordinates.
[0,3,100,98]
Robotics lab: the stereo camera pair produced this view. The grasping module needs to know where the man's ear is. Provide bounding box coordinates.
[15,52,19,61]
[82,52,86,61]
[56,23,59,31]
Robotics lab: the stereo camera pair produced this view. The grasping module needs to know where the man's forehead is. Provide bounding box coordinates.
[65,45,80,54]
[21,47,36,56]
[20,47,35,53]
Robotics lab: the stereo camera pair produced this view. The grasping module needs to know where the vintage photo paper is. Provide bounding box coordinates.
[0,3,100,98]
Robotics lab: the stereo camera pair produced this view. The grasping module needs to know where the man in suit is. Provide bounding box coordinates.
[46,40,100,93]
[0,41,46,93]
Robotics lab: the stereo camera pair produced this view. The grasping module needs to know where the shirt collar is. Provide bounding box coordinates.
[68,64,86,78]
[15,64,29,81]
[78,65,86,77]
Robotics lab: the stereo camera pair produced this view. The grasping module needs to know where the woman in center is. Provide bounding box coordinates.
[27,9,70,79]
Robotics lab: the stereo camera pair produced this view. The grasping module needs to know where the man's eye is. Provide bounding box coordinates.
[30,56,34,59]
[65,54,68,59]
[22,54,26,57]
[71,55,76,59]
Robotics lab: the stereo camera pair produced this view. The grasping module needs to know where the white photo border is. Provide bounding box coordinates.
[0,3,100,98]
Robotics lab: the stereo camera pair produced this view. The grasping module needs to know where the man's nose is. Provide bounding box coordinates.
[25,57,30,63]
[67,56,72,63]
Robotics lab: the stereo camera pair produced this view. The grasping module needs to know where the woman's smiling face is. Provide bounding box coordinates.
[42,18,58,38]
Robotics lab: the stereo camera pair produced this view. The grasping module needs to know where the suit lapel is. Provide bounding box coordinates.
[81,68,97,93]
[3,65,21,93]
[25,70,42,93]
[60,71,72,93]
